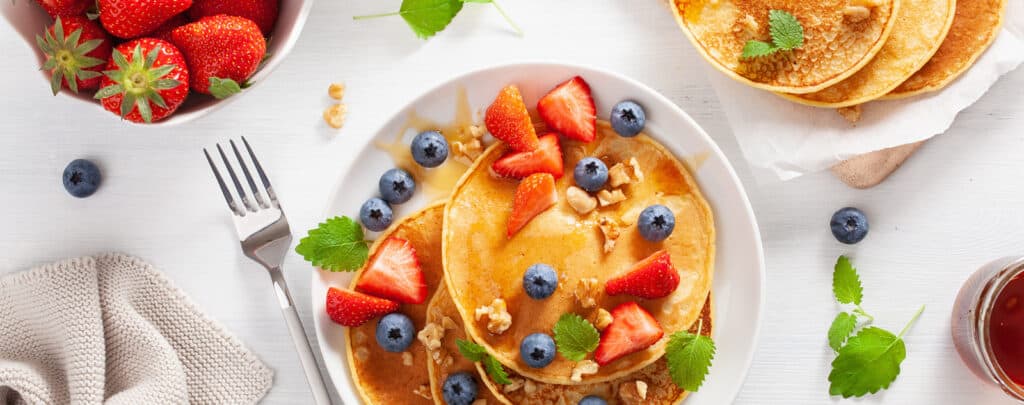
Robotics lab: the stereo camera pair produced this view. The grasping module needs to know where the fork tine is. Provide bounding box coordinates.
[217,144,256,212]
[241,136,279,207]
[204,148,245,216]
[230,139,268,209]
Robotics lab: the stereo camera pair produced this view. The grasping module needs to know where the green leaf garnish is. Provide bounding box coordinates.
[833,255,863,305]
[295,216,369,272]
[456,339,511,384]
[354,0,522,39]
[828,306,923,398]
[741,10,804,59]
[483,355,511,384]
[828,312,858,352]
[209,77,242,99]
[456,338,488,361]
[552,313,600,362]
[665,319,716,392]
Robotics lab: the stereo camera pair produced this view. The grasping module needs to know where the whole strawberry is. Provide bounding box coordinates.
[189,0,279,35]
[37,17,112,94]
[94,38,190,123]
[34,0,91,18]
[171,15,266,98]
[149,13,190,42]
[98,0,192,39]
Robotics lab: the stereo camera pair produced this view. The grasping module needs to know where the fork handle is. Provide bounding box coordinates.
[269,267,334,405]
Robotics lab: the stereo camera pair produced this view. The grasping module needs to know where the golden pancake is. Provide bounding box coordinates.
[345,202,446,405]
[886,0,1007,98]
[427,280,715,405]
[670,0,901,94]
[443,121,715,384]
[781,0,956,107]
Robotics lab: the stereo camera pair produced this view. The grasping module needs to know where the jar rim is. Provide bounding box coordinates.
[976,257,1024,400]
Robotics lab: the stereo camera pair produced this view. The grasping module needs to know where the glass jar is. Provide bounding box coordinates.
[952,256,1024,402]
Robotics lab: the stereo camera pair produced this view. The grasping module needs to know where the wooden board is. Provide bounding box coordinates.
[831,141,926,188]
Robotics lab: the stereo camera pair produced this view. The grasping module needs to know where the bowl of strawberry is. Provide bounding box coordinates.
[2,0,313,125]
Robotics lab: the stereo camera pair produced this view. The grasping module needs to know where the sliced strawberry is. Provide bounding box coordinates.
[507,173,558,238]
[537,76,596,142]
[355,237,428,304]
[485,84,540,152]
[594,302,664,366]
[325,287,399,327]
[492,133,564,179]
[605,250,680,299]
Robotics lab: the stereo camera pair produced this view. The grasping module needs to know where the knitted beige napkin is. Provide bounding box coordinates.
[0,254,273,404]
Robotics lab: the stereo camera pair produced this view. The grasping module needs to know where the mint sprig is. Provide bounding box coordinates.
[456,339,511,384]
[295,216,369,272]
[552,314,600,361]
[741,10,804,59]
[826,255,924,398]
[665,319,715,392]
[354,0,522,39]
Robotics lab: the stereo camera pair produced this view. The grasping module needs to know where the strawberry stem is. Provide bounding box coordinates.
[352,11,402,20]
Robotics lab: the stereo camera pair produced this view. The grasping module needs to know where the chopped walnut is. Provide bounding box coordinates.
[413,384,432,400]
[598,217,621,254]
[328,82,345,100]
[418,322,445,351]
[843,5,871,22]
[475,298,512,334]
[574,277,600,309]
[323,104,347,129]
[353,330,367,344]
[594,308,613,331]
[837,105,862,123]
[566,186,598,215]
[637,381,649,399]
[597,189,626,207]
[503,378,525,393]
[627,158,644,182]
[355,347,369,362]
[402,352,414,366]
[570,360,599,382]
[619,380,649,402]
[452,125,486,165]
[442,316,458,330]
[608,163,632,188]
[523,379,537,395]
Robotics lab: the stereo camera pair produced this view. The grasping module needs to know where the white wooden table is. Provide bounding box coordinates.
[2,1,1023,404]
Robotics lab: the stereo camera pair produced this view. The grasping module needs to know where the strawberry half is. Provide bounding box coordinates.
[325,287,399,327]
[492,133,564,179]
[485,84,540,152]
[605,250,680,299]
[355,237,428,304]
[171,15,267,98]
[99,0,193,39]
[537,76,597,142]
[594,302,664,366]
[37,17,112,95]
[507,173,558,238]
[95,39,190,123]
[190,0,280,35]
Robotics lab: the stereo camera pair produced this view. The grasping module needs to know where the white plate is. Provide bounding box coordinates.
[311,62,765,404]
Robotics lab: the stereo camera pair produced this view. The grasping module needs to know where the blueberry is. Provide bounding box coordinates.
[520,333,556,368]
[442,371,478,405]
[523,264,558,299]
[574,157,608,192]
[579,396,608,405]
[830,207,869,244]
[611,100,646,137]
[360,198,393,232]
[638,205,675,242]
[62,159,101,198]
[375,313,415,353]
[379,168,416,204]
[411,130,449,168]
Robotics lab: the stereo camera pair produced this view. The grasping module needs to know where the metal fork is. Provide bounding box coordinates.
[204,137,333,405]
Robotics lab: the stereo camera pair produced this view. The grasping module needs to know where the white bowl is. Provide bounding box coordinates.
[311,62,766,404]
[0,0,314,126]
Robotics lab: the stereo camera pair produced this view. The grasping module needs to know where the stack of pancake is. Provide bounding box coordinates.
[670,0,1008,116]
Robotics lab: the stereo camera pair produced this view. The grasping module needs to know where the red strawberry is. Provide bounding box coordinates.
[95,38,189,123]
[605,250,680,299]
[37,17,112,95]
[34,0,91,18]
[149,13,189,42]
[492,133,564,179]
[98,0,192,39]
[485,85,540,152]
[325,287,399,327]
[189,0,279,35]
[171,15,267,98]
[507,173,558,238]
[537,76,597,142]
[594,302,664,366]
[355,237,428,305]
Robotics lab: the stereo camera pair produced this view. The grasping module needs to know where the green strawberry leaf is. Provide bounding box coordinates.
[209,77,242,99]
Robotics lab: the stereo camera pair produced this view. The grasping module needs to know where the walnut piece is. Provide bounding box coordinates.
[608,163,632,188]
[566,186,598,215]
[637,381,649,399]
[570,360,599,382]
[504,378,525,393]
[843,5,871,22]
[475,298,512,334]
[598,216,621,254]
[627,158,645,182]
[413,384,432,400]
[323,104,347,129]
[328,83,345,100]
[402,352,414,366]
[523,379,537,394]
[452,125,486,165]
[837,105,862,123]
[574,277,600,309]
[594,308,613,331]
[597,189,626,207]
[417,323,445,351]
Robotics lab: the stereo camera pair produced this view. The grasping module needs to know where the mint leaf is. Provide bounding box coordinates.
[768,10,803,50]
[456,339,488,362]
[553,314,600,361]
[666,328,716,392]
[741,40,777,59]
[828,312,858,352]
[833,256,863,305]
[483,355,511,384]
[828,327,905,397]
[295,216,368,272]
[400,0,463,39]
